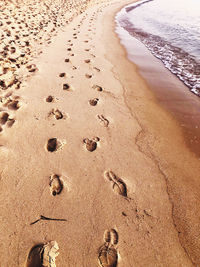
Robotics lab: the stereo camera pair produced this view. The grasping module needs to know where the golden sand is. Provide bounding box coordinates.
[0,0,200,266]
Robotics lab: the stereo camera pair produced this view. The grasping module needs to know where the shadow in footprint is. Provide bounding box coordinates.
[0,112,9,125]
[98,229,119,267]
[104,171,127,198]
[26,244,44,267]
[63,83,70,90]
[94,67,100,72]
[92,84,103,92]
[97,115,109,127]
[85,74,92,79]
[83,137,100,152]
[46,95,54,103]
[49,109,65,120]
[7,118,15,127]
[49,174,63,196]
[26,241,59,267]
[89,98,99,106]
[84,59,91,63]
[46,138,65,152]
[7,100,20,110]
[59,72,66,77]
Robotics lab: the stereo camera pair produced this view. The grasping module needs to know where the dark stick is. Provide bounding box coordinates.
[30,215,67,225]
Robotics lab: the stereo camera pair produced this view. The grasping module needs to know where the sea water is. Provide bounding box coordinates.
[116,0,200,96]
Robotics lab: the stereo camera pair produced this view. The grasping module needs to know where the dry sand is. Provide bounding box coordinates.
[0,0,200,266]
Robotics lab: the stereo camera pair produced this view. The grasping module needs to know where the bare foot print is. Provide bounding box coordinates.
[49,174,63,196]
[83,137,100,152]
[104,171,127,197]
[98,229,119,267]
[26,241,59,267]
[97,114,109,127]
[92,84,103,91]
[89,98,99,106]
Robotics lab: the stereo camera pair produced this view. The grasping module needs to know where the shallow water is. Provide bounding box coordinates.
[116,0,200,96]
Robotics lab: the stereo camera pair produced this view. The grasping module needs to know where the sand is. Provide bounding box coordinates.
[0,0,200,266]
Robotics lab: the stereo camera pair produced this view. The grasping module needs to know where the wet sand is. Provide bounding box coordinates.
[116,26,200,157]
[0,0,200,266]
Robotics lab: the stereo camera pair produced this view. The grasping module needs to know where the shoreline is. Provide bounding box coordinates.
[0,0,200,266]
[105,1,200,265]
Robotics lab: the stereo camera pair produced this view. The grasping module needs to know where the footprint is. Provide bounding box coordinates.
[46,138,65,152]
[59,72,66,77]
[98,246,118,267]
[97,115,109,127]
[0,111,15,128]
[83,137,100,152]
[26,244,44,267]
[110,229,119,245]
[27,64,37,73]
[84,59,91,63]
[7,118,15,127]
[7,100,20,110]
[26,241,59,267]
[49,108,65,120]
[93,67,100,72]
[92,84,103,91]
[63,83,70,90]
[89,98,99,106]
[104,171,127,197]
[46,95,54,102]
[49,174,63,196]
[85,74,92,79]
[0,112,9,125]
[65,58,70,63]
[2,96,20,110]
[98,229,119,267]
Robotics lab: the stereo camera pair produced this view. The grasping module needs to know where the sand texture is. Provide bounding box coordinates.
[0,0,200,266]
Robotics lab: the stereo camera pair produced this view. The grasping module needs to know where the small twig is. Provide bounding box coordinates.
[30,215,67,225]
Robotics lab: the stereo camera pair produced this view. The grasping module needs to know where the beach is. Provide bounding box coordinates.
[0,0,200,266]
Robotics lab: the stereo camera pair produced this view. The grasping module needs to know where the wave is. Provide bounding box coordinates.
[117,1,200,96]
